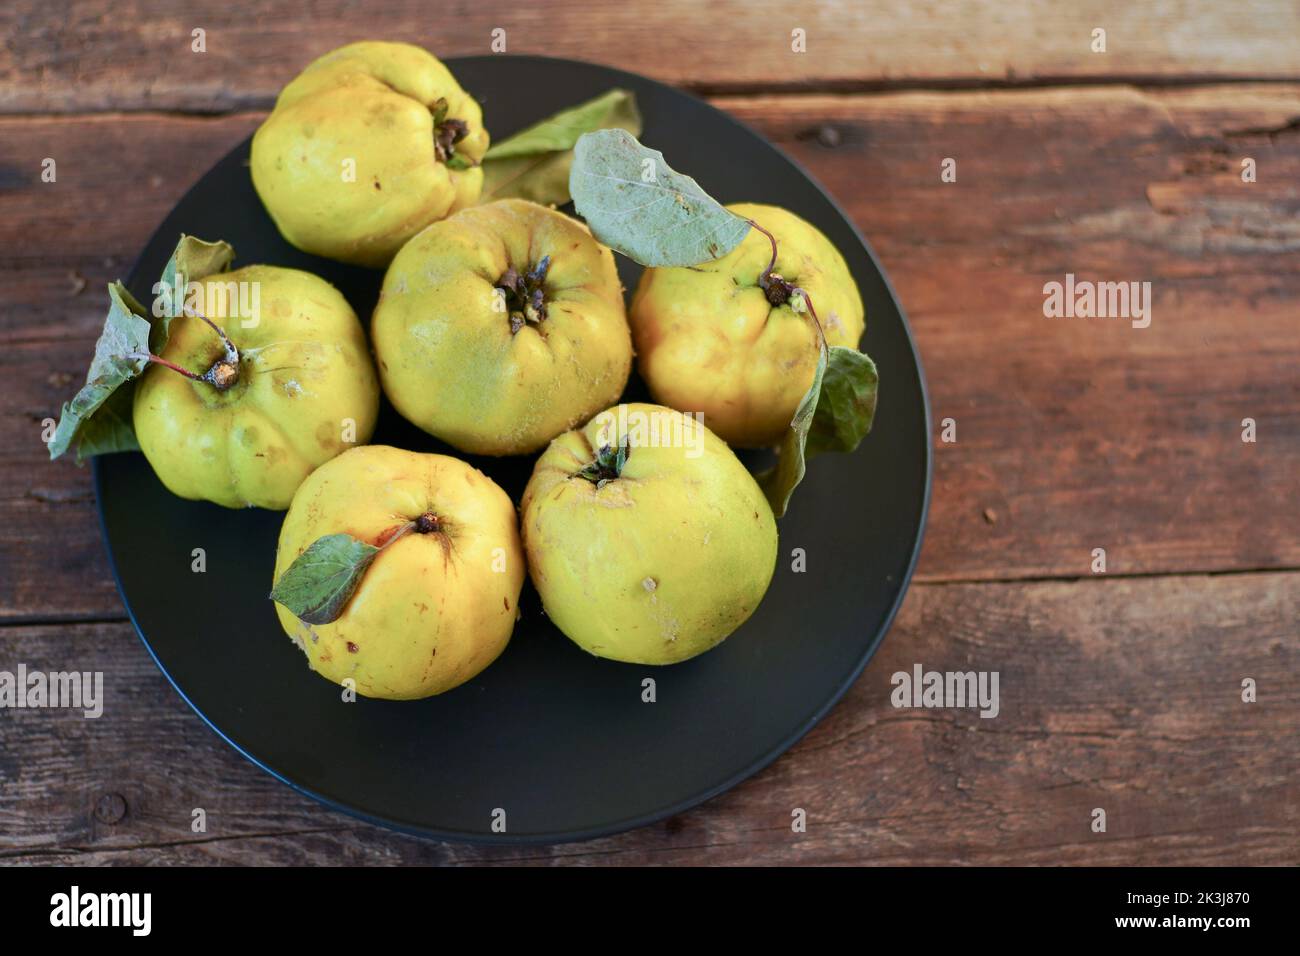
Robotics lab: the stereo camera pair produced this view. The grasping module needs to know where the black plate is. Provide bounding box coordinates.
[94,55,931,843]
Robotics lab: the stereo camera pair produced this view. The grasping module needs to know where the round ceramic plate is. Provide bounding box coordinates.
[94,55,931,843]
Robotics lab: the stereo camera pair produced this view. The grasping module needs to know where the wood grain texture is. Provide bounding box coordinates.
[1,1,1298,113]
[718,85,1300,582]
[0,114,258,622]
[1,572,1294,864]
[4,86,1298,620]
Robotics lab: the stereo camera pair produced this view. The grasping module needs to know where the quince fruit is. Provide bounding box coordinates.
[628,203,864,447]
[273,445,525,699]
[371,199,632,455]
[521,403,777,664]
[133,265,378,509]
[250,41,489,268]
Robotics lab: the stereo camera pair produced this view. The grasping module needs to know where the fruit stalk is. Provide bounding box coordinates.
[747,218,828,350]
[136,308,243,391]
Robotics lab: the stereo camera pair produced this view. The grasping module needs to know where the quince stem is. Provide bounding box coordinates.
[139,353,205,382]
[142,308,243,391]
[747,218,828,350]
[379,514,441,548]
[750,218,780,282]
[795,285,829,353]
[184,306,240,367]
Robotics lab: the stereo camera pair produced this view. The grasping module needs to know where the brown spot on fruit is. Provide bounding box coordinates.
[347,642,359,654]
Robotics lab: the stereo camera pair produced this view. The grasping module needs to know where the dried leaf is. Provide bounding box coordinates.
[480,89,641,206]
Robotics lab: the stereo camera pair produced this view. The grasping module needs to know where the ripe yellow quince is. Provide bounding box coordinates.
[521,403,777,664]
[273,445,525,700]
[133,265,378,509]
[629,202,864,447]
[371,199,633,456]
[250,41,489,268]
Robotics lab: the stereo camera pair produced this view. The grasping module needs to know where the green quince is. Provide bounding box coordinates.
[272,445,525,699]
[250,41,489,268]
[521,403,778,664]
[134,265,378,509]
[371,199,632,456]
[629,203,865,448]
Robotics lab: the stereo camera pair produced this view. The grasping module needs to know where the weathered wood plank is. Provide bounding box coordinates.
[0,114,260,621]
[1,572,1294,864]
[2,1,1299,113]
[717,86,1300,581]
[3,86,1298,618]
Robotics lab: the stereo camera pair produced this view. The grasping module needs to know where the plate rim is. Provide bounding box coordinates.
[92,52,933,845]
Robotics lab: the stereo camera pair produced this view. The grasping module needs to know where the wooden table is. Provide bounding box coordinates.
[2,1,1296,865]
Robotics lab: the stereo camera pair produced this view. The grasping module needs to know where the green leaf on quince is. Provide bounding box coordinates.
[156,235,234,346]
[48,235,236,463]
[47,281,151,462]
[569,128,751,267]
[806,347,879,456]
[480,89,642,206]
[269,533,381,626]
[759,345,879,518]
